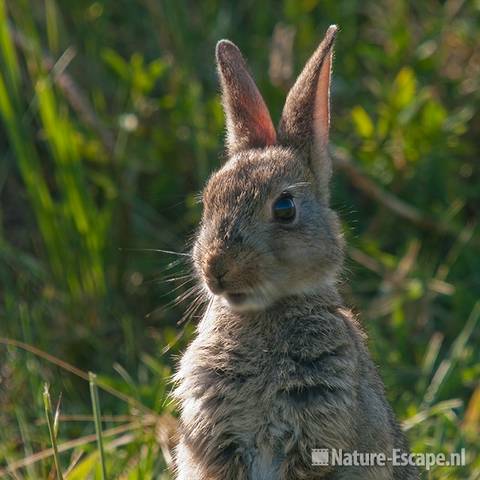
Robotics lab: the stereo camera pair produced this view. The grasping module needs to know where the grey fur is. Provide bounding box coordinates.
[172,25,419,480]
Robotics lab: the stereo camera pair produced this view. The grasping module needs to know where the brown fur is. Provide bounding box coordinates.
[172,25,419,479]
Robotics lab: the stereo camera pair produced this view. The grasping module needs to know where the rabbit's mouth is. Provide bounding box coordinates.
[221,290,272,312]
[225,292,248,305]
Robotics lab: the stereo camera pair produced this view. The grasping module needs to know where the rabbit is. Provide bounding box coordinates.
[172,25,419,480]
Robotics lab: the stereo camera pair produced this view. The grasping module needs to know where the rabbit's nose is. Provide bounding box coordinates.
[204,253,229,293]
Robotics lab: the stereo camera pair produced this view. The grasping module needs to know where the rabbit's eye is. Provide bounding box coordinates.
[272,194,296,222]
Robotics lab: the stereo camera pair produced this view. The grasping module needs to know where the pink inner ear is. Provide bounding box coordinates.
[254,105,277,146]
[237,90,277,148]
[313,50,332,147]
[217,39,277,152]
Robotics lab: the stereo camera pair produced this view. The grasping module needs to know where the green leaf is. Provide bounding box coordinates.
[392,67,416,109]
[351,105,374,138]
[102,48,130,81]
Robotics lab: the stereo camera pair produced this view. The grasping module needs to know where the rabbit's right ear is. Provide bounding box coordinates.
[278,25,337,201]
[216,40,277,155]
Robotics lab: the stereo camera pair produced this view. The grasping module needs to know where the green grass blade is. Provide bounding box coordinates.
[43,384,64,480]
[45,0,60,54]
[0,0,20,98]
[423,301,480,407]
[89,372,108,480]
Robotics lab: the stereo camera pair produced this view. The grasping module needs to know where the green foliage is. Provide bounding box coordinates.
[0,0,479,478]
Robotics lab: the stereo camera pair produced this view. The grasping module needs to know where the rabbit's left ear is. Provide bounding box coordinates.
[278,25,337,199]
[216,40,277,155]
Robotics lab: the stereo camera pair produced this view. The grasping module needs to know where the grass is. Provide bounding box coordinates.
[0,338,173,478]
[43,384,63,480]
[88,373,107,480]
[0,0,479,478]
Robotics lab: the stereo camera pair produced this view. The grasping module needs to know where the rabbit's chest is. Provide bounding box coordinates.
[180,311,352,475]
[209,366,295,479]
[203,344,318,457]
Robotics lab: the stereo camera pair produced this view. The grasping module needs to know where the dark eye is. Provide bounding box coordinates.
[272,194,296,222]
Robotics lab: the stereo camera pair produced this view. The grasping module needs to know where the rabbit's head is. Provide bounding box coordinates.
[193,25,344,312]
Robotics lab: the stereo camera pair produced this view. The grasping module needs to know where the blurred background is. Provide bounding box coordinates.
[0,0,479,478]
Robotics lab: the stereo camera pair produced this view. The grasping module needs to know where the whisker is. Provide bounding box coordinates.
[158,278,197,297]
[164,258,187,271]
[161,292,211,354]
[144,271,195,285]
[145,284,202,319]
[161,323,192,355]
[175,285,203,305]
[142,272,190,284]
[119,247,191,257]
[160,274,196,284]
[193,192,203,204]
[284,181,311,191]
[178,292,208,325]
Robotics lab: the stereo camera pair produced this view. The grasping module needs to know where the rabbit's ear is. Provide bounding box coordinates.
[216,40,276,155]
[278,25,337,199]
